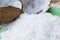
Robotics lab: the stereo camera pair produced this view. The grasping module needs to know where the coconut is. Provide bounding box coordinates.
[0,0,23,23]
[21,0,51,14]
[51,2,60,8]
[51,0,60,3]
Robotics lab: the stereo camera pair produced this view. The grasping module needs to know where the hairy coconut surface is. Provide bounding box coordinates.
[0,6,22,23]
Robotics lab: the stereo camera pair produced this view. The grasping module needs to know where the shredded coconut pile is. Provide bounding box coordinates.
[0,12,60,40]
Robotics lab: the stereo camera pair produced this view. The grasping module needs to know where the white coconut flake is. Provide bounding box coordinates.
[1,12,60,40]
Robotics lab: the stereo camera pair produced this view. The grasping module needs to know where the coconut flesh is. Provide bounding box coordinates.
[0,0,22,9]
[22,0,51,14]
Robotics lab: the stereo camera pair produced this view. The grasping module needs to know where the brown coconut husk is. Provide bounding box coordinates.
[51,0,60,3]
[0,6,23,23]
[0,0,23,24]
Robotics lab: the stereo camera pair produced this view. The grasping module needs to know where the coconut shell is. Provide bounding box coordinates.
[51,0,60,3]
[0,6,23,23]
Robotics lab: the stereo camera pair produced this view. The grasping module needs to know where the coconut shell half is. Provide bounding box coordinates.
[0,0,23,23]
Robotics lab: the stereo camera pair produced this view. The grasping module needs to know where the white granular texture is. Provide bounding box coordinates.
[1,12,60,40]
